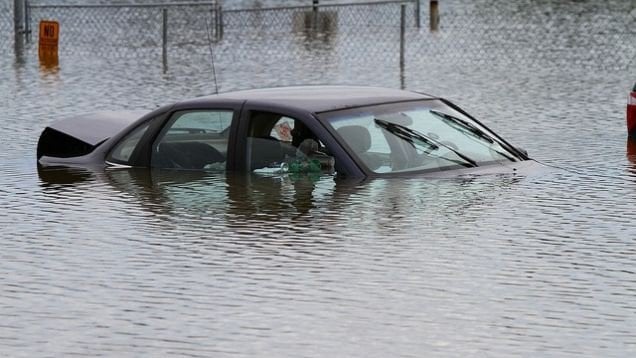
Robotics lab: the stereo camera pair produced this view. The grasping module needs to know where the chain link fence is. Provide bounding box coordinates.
[0,2,14,53]
[26,2,220,60]
[3,1,635,75]
[216,2,415,63]
[411,0,636,70]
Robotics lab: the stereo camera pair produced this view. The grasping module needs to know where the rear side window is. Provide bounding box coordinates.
[151,110,233,170]
[106,122,151,165]
[169,111,232,133]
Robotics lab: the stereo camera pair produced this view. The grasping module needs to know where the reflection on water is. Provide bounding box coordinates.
[37,166,528,220]
[2,0,636,357]
[16,163,636,357]
[626,138,636,178]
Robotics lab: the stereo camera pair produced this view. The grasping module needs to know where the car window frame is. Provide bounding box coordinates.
[149,109,235,169]
[148,107,241,171]
[235,102,362,177]
[106,101,243,169]
[105,111,170,167]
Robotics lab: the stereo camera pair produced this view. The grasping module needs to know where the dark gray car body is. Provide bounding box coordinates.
[37,86,533,178]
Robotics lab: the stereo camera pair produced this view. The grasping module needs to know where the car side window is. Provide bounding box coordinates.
[246,111,334,174]
[106,122,151,165]
[151,110,233,170]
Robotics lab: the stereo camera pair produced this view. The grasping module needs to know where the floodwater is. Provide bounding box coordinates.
[2,0,636,357]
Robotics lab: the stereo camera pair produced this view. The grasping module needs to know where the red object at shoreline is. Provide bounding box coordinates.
[628,83,636,137]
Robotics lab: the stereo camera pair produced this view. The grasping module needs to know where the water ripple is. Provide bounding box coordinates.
[3,1,636,357]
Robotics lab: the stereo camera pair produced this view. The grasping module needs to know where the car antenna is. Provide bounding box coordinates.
[205,9,220,94]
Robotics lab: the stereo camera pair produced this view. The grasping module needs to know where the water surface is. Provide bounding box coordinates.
[2,0,636,357]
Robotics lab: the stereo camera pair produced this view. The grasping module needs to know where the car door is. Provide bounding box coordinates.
[107,101,243,170]
[233,104,355,176]
[150,109,237,170]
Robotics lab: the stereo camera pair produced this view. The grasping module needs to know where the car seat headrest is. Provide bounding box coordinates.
[336,125,371,153]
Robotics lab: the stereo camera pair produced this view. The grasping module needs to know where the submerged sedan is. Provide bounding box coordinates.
[37,86,532,178]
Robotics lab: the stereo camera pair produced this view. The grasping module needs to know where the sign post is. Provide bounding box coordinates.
[14,0,26,61]
[430,0,439,32]
[38,20,59,67]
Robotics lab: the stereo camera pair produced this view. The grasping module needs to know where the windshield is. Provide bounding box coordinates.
[321,100,520,174]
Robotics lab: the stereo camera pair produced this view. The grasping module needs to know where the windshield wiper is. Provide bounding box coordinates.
[430,110,495,143]
[374,118,478,168]
[374,118,438,150]
[429,110,516,162]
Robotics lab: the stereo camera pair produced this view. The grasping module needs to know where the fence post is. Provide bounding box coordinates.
[429,0,439,32]
[14,0,26,60]
[162,8,168,73]
[214,4,219,41]
[415,0,421,28]
[24,0,31,44]
[214,2,223,41]
[312,0,319,29]
[400,4,406,89]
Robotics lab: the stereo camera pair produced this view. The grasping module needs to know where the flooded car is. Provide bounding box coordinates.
[37,86,533,178]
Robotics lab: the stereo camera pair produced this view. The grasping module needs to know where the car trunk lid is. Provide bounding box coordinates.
[37,111,145,159]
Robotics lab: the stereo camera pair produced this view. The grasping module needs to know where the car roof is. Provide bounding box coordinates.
[182,86,436,114]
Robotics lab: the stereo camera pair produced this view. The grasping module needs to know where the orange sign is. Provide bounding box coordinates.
[39,21,59,43]
[39,20,59,66]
